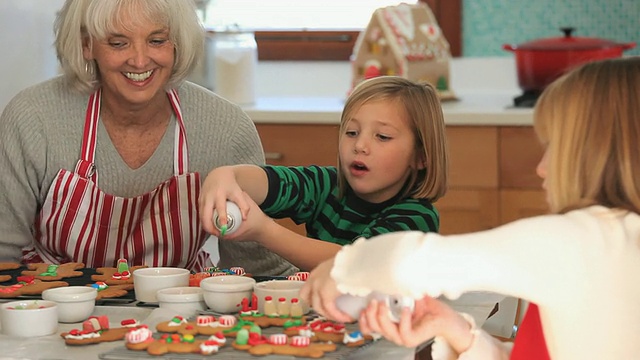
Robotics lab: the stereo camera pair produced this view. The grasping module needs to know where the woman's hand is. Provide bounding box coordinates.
[359,295,474,353]
[300,258,355,323]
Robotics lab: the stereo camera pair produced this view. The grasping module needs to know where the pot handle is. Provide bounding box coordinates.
[621,43,637,51]
[502,44,516,52]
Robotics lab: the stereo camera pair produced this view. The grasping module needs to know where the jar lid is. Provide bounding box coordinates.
[510,28,628,51]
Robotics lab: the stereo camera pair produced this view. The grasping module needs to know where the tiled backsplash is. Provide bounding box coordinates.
[463,0,639,57]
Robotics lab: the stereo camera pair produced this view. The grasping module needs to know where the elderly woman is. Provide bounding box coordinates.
[0,0,295,275]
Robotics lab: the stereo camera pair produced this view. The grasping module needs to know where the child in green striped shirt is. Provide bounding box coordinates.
[199,76,449,271]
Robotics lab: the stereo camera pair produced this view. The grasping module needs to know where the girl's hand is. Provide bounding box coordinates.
[300,258,355,323]
[199,166,250,236]
[359,295,474,353]
[218,195,273,242]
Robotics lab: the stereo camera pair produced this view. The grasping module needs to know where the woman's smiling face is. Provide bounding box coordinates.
[339,98,423,203]
[83,11,174,108]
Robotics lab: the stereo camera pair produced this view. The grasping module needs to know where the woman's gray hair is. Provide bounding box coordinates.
[54,0,204,93]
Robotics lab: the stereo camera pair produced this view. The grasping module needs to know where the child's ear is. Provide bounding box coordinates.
[415,152,427,170]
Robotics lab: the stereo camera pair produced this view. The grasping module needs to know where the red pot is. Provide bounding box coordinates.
[503,28,635,92]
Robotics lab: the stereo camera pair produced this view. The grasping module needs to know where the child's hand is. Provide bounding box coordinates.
[300,258,355,323]
[359,295,473,353]
[199,166,250,236]
[218,196,273,241]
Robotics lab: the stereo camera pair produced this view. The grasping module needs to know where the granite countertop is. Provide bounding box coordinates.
[242,57,533,127]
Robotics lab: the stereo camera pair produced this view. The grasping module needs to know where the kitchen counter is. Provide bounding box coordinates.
[242,57,534,126]
[243,92,533,126]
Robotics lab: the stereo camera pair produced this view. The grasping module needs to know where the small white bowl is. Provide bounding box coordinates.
[41,286,97,323]
[200,275,256,313]
[156,286,207,317]
[133,267,190,303]
[0,300,58,337]
[253,280,310,315]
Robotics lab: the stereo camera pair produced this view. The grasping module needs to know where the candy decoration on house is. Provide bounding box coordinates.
[351,2,455,100]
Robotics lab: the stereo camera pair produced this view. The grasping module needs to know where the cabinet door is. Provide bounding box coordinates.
[447,126,499,189]
[436,189,499,235]
[255,124,339,166]
[500,189,548,224]
[499,127,544,189]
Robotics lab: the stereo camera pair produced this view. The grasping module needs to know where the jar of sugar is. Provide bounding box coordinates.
[213,28,258,105]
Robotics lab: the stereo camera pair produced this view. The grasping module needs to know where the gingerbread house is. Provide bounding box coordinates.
[351,3,455,100]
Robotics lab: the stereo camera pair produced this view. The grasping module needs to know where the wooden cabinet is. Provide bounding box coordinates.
[255,123,547,236]
[255,124,339,166]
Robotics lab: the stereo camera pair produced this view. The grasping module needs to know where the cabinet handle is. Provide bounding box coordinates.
[265,152,283,160]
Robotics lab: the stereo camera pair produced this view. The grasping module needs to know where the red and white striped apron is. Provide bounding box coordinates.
[23,89,209,271]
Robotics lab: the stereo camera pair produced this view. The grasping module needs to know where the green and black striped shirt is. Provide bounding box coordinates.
[260,165,439,245]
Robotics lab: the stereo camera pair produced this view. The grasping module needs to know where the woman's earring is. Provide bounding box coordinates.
[85,61,95,76]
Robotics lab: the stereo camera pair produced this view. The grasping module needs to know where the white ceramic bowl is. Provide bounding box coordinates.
[41,286,97,323]
[156,286,207,317]
[200,275,256,313]
[253,280,310,315]
[0,300,58,337]
[132,267,190,303]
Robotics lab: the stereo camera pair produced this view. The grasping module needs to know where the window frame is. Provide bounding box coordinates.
[255,0,461,60]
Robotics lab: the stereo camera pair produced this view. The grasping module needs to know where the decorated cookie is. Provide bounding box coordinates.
[21,262,84,281]
[126,328,228,356]
[0,263,21,271]
[239,311,307,328]
[88,281,135,300]
[61,315,144,345]
[232,328,337,358]
[156,315,249,337]
[285,318,347,343]
[0,276,68,298]
[91,259,146,285]
[0,263,23,282]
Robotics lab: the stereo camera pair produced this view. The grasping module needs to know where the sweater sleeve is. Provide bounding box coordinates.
[331,214,584,306]
[0,93,48,261]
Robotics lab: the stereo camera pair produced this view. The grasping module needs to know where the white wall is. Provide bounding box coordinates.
[0,1,64,112]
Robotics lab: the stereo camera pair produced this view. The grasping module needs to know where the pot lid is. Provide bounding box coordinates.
[512,27,627,51]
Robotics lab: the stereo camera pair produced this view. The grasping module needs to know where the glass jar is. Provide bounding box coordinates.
[213,30,258,105]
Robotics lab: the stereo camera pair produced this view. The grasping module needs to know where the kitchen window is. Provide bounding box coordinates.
[200,0,461,60]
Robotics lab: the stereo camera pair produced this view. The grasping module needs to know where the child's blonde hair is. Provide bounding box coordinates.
[337,76,449,201]
[534,57,640,214]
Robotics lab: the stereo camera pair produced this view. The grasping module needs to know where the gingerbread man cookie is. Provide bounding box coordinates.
[91,259,146,285]
[21,262,84,281]
[156,315,249,337]
[61,316,144,345]
[126,327,228,356]
[88,282,135,300]
[240,312,307,328]
[232,329,337,358]
[0,263,22,283]
[0,276,68,298]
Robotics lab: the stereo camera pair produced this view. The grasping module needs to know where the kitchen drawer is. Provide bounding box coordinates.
[256,124,339,166]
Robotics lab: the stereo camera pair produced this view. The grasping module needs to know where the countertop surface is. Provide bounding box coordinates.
[243,92,533,126]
